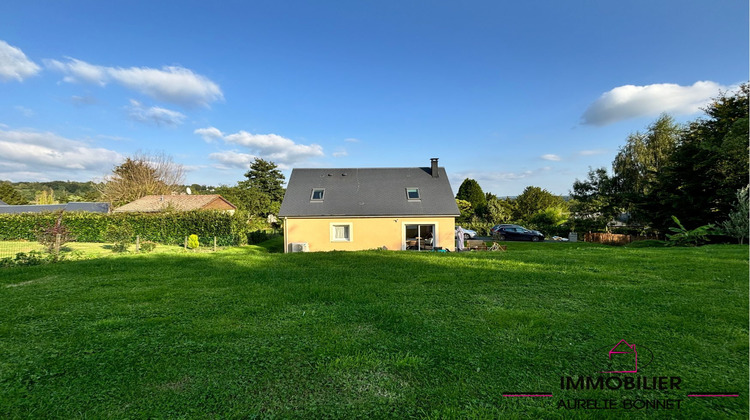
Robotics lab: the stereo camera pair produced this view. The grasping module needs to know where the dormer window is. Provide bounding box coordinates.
[406,188,420,200]
[311,188,325,201]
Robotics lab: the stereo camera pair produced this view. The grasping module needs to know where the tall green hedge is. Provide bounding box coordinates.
[0,211,250,246]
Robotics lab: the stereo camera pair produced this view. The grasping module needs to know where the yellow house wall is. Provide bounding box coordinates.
[284,217,456,252]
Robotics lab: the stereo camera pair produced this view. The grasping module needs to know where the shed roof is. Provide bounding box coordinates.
[279,167,460,217]
[113,194,236,213]
[0,202,110,214]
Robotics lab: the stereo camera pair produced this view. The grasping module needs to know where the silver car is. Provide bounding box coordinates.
[456,226,478,239]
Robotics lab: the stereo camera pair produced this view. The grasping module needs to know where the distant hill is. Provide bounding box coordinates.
[0,180,102,203]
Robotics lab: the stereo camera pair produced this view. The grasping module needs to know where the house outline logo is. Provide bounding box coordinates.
[602,339,638,373]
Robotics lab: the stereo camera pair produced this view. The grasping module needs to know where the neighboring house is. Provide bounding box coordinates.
[279,158,460,252]
[0,202,110,214]
[113,194,236,213]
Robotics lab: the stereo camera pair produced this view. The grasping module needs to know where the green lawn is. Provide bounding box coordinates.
[0,240,229,261]
[1,242,747,418]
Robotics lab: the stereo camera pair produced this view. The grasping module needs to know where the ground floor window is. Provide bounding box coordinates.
[405,224,435,250]
[330,223,352,242]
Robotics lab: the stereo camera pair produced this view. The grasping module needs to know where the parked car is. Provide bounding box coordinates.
[455,226,477,239]
[490,224,545,242]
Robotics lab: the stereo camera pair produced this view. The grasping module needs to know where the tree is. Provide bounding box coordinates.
[456,179,486,216]
[719,186,749,244]
[513,186,567,222]
[455,199,473,222]
[240,158,285,203]
[214,184,272,216]
[485,196,513,224]
[611,114,681,224]
[101,152,185,207]
[648,85,749,230]
[0,182,28,204]
[570,167,617,231]
[35,189,57,204]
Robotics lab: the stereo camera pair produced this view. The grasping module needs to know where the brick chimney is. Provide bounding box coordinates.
[430,158,439,178]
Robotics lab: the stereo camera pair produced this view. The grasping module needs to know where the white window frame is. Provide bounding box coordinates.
[330,222,353,242]
[401,222,439,250]
[406,187,421,201]
[311,188,325,201]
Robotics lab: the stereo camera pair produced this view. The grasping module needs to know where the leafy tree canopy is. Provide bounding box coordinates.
[456,179,486,214]
[240,158,285,203]
[513,186,567,221]
[0,182,28,204]
[647,85,749,230]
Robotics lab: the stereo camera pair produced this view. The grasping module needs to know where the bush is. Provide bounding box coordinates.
[1,251,49,268]
[140,241,157,253]
[247,230,280,245]
[104,223,134,252]
[35,213,75,254]
[188,234,200,249]
[665,216,715,247]
[0,210,242,246]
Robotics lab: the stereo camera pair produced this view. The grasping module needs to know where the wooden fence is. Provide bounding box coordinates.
[583,232,657,245]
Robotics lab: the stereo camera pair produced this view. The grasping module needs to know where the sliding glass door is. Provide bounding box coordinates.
[404,224,435,250]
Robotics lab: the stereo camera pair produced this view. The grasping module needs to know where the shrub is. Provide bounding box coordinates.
[718,186,749,244]
[104,223,134,252]
[35,213,75,254]
[0,210,241,245]
[1,251,49,268]
[188,234,200,249]
[140,241,157,253]
[665,216,715,247]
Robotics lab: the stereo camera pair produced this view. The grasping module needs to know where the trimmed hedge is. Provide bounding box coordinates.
[0,211,250,246]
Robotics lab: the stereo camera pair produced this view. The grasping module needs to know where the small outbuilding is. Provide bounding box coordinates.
[279,158,460,252]
[114,194,236,214]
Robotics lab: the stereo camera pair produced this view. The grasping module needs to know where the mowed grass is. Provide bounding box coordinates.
[0,240,224,259]
[0,241,747,419]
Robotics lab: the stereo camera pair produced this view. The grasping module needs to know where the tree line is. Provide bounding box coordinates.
[457,85,749,242]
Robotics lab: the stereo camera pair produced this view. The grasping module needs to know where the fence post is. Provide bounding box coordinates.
[214,236,217,252]
[184,236,188,251]
[136,235,140,253]
[55,233,61,257]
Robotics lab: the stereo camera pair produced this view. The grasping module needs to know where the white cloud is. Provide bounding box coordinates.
[540,154,561,161]
[45,57,107,85]
[344,138,360,143]
[209,151,257,169]
[332,150,348,158]
[126,100,186,126]
[582,81,729,126]
[45,57,223,107]
[0,40,41,82]
[0,127,122,181]
[196,127,324,167]
[195,127,224,142]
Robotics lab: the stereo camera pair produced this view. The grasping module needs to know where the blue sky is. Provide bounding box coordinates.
[0,1,746,196]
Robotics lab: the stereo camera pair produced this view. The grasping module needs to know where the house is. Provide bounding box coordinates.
[279,158,460,252]
[113,194,236,213]
[0,202,110,214]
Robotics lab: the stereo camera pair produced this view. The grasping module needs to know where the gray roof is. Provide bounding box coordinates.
[0,202,110,214]
[279,167,460,217]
